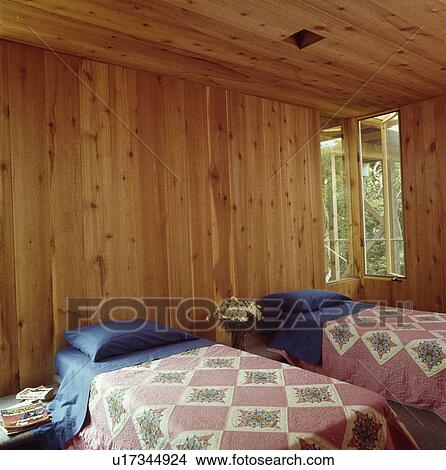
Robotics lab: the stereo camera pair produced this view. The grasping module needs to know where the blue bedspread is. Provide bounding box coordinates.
[34,338,212,449]
[269,301,373,364]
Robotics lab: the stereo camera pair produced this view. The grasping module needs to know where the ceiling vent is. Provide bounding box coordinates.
[284,29,324,49]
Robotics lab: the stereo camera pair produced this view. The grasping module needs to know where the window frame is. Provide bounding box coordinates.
[320,117,355,284]
[357,110,407,279]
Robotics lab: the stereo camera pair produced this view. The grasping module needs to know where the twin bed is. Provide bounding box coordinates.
[53,341,415,450]
[260,291,446,420]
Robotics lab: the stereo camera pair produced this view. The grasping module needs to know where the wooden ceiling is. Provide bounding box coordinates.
[1,0,446,116]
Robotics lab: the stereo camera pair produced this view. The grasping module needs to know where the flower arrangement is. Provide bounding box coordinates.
[213,297,263,330]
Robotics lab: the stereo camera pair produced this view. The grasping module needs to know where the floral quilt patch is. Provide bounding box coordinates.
[178,348,207,357]
[342,407,386,450]
[149,371,192,386]
[132,406,172,450]
[285,384,341,407]
[326,323,359,355]
[103,386,133,438]
[238,369,284,386]
[410,314,446,323]
[200,357,239,369]
[361,330,403,365]
[388,322,423,331]
[406,339,446,377]
[171,431,222,450]
[229,407,286,432]
[289,432,336,450]
[89,378,101,409]
[181,386,233,406]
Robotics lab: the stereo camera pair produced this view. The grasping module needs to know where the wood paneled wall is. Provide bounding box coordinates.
[360,94,446,312]
[0,40,325,395]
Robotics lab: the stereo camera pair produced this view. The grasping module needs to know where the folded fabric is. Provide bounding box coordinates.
[269,301,373,364]
[64,319,195,361]
[259,289,352,314]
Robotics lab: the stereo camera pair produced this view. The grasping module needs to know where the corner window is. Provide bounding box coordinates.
[320,119,353,282]
[359,112,405,277]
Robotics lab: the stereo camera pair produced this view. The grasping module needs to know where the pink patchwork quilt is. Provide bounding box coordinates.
[275,306,446,420]
[66,344,416,450]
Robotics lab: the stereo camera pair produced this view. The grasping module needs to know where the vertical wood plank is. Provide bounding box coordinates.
[184,81,215,339]
[434,95,446,314]
[245,95,270,297]
[79,60,113,301]
[208,87,234,301]
[263,99,287,293]
[280,102,302,290]
[161,77,193,328]
[227,92,250,297]
[207,87,233,342]
[44,51,85,348]
[7,42,53,387]
[305,108,325,288]
[135,71,170,323]
[400,101,442,311]
[0,40,19,395]
[108,65,142,299]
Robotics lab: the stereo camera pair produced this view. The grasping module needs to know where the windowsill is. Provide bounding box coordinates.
[363,275,406,281]
[326,277,360,284]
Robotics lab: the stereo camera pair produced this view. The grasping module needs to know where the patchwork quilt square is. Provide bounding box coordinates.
[388,322,423,331]
[288,432,336,450]
[103,386,135,438]
[147,370,194,386]
[410,314,446,323]
[342,406,387,450]
[170,430,222,450]
[405,338,446,377]
[200,357,240,369]
[285,384,341,407]
[228,407,287,433]
[325,322,360,355]
[180,386,234,406]
[89,377,101,409]
[177,347,208,357]
[132,405,173,450]
[361,330,404,365]
[237,369,284,386]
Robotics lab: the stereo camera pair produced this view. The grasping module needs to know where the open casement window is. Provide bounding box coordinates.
[320,118,353,283]
[359,112,405,277]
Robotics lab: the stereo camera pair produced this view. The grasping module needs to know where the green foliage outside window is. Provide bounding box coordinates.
[320,125,352,282]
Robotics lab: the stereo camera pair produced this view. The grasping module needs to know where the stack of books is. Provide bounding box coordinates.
[0,401,51,436]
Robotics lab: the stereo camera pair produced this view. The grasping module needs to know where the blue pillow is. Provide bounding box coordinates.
[64,319,194,362]
[259,289,352,314]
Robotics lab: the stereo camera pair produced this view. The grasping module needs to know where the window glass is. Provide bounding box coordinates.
[320,119,353,282]
[359,112,405,277]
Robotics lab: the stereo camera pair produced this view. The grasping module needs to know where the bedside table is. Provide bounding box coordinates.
[0,385,58,449]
